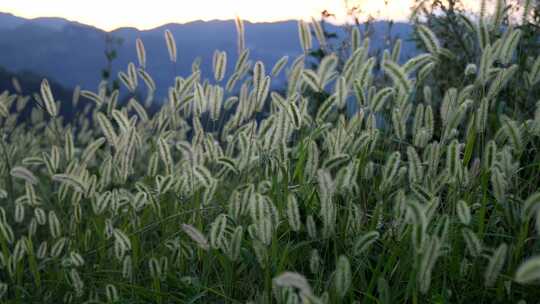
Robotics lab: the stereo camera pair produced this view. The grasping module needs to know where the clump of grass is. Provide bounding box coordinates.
[0,14,540,304]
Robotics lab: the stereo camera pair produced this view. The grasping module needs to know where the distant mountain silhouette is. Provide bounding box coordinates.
[0,12,25,29]
[0,12,416,100]
[0,12,77,30]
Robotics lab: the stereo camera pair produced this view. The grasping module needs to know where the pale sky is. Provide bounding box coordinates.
[1,0,482,31]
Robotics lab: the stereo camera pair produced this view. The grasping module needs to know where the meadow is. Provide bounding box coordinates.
[1,10,540,304]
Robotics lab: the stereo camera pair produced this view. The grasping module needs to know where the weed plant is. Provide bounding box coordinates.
[1,8,540,303]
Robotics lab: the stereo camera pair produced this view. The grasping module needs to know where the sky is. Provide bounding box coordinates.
[1,0,482,31]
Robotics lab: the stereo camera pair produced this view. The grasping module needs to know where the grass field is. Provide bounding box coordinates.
[1,14,540,303]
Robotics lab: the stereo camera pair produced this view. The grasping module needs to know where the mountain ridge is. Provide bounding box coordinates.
[0,11,416,100]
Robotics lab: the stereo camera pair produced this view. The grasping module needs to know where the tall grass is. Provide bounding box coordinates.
[0,15,540,304]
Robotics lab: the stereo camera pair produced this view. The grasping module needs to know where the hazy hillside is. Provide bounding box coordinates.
[0,12,72,30]
[0,12,416,99]
[0,12,25,29]
[0,66,80,121]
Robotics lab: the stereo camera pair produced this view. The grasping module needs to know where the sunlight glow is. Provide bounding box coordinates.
[1,0,481,31]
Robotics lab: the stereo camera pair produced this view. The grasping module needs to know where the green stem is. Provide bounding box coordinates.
[0,139,14,203]
[264,251,272,304]
[477,171,490,237]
